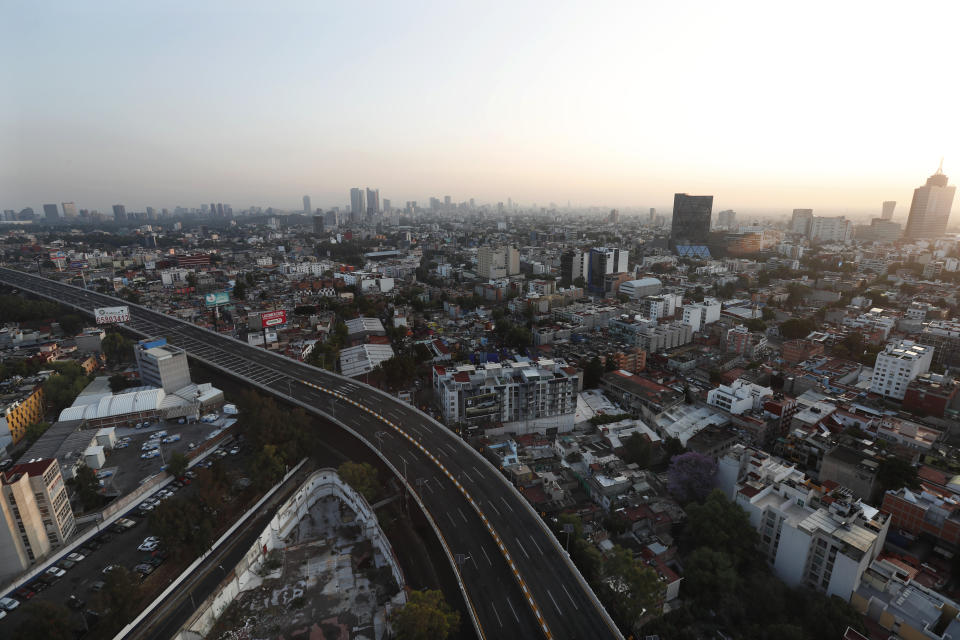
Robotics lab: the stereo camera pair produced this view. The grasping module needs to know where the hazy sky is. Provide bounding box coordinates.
[3,1,959,216]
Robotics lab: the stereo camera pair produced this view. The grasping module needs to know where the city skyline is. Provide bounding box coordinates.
[3,3,959,214]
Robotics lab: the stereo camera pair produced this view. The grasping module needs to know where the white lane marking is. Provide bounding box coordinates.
[500,496,514,512]
[472,465,483,475]
[445,443,457,454]
[461,471,472,483]
[447,513,457,528]
[529,535,544,555]
[424,481,435,494]
[481,546,493,566]
[397,455,408,466]
[488,500,502,516]
[458,507,468,523]
[506,598,520,623]
[490,601,503,627]
[515,537,530,560]
[471,555,479,570]
[547,589,562,614]
[561,584,579,609]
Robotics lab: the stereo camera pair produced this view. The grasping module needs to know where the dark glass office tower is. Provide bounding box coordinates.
[670,193,713,247]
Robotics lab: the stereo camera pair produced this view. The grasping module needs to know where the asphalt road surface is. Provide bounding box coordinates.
[0,267,622,640]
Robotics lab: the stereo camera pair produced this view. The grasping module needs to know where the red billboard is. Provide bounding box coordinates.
[260,310,287,328]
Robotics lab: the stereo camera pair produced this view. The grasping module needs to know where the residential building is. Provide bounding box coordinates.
[302,195,311,214]
[366,188,380,215]
[112,204,126,221]
[870,340,934,400]
[0,384,45,446]
[134,337,192,393]
[61,202,77,219]
[919,320,960,368]
[681,297,721,332]
[608,317,692,351]
[671,193,712,248]
[586,247,628,293]
[903,164,956,240]
[719,445,889,601]
[782,339,825,365]
[790,209,814,235]
[433,358,580,434]
[600,370,684,421]
[902,373,959,418]
[716,209,737,229]
[707,379,773,415]
[0,458,76,581]
[349,188,366,221]
[559,249,587,285]
[477,246,520,280]
[808,216,854,244]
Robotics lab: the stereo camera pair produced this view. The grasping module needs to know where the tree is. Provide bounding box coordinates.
[14,600,74,640]
[252,444,286,488]
[582,357,605,389]
[232,281,247,300]
[598,545,664,625]
[67,463,102,512]
[109,374,135,393]
[681,490,758,566]
[682,547,739,604]
[102,332,133,364]
[667,452,717,503]
[338,461,379,503]
[663,436,685,459]
[58,313,84,336]
[23,421,50,443]
[101,566,142,631]
[877,457,920,493]
[779,317,816,339]
[391,589,460,640]
[621,432,651,468]
[167,452,189,479]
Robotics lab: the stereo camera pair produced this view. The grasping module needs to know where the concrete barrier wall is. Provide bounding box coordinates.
[173,468,404,640]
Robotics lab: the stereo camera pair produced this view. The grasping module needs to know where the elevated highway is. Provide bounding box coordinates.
[0,268,622,640]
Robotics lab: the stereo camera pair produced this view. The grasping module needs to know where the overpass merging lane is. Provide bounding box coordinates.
[0,267,622,640]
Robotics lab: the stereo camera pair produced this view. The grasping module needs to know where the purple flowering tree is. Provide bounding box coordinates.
[667,451,717,504]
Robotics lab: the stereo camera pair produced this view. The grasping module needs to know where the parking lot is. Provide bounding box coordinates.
[98,417,235,496]
[0,416,245,633]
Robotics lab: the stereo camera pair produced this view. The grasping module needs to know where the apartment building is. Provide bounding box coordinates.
[719,446,889,601]
[870,340,934,400]
[640,292,682,320]
[600,370,684,421]
[433,358,580,435]
[707,379,773,415]
[0,383,45,446]
[0,458,76,581]
[919,320,960,368]
[607,316,692,352]
[681,298,722,332]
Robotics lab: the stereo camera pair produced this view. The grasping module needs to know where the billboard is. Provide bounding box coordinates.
[204,291,230,308]
[94,306,130,324]
[69,260,89,270]
[260,310,287,328]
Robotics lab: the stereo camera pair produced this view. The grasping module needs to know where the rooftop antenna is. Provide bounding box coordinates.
[938,157,944,174]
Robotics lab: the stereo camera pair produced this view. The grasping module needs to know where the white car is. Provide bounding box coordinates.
[0,596,19,611]
[115,442,129,449]
[140,450,160,460]
[66,552,85,563]
[142,536,160,544]
[141,442,158,451]
[45,566,67,579]
[154,430,168,438]
[138,541,159,552]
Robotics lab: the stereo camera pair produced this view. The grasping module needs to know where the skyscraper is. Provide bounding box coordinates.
[303,195,311,214]
[790,209,814,235]
[366,188,380,215]
[904,164,956,240]
[43,204,59,220]
[881,201,896,220]
[670,194,713,247]
[112,204,126,221]
[350,188,366,221]
[61,202,77,218]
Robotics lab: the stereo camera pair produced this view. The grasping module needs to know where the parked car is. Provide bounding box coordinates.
[140,450,160,460]
[60,559,77,570]
[115,442,129,449]
[138,541,159,552]
[66,552,86,563]
[0,596,20,611]
[162,434,181,443]
[45,566,67,579]
[88,581,105,592]
[66,595,86,610]
[102,565,121,575]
